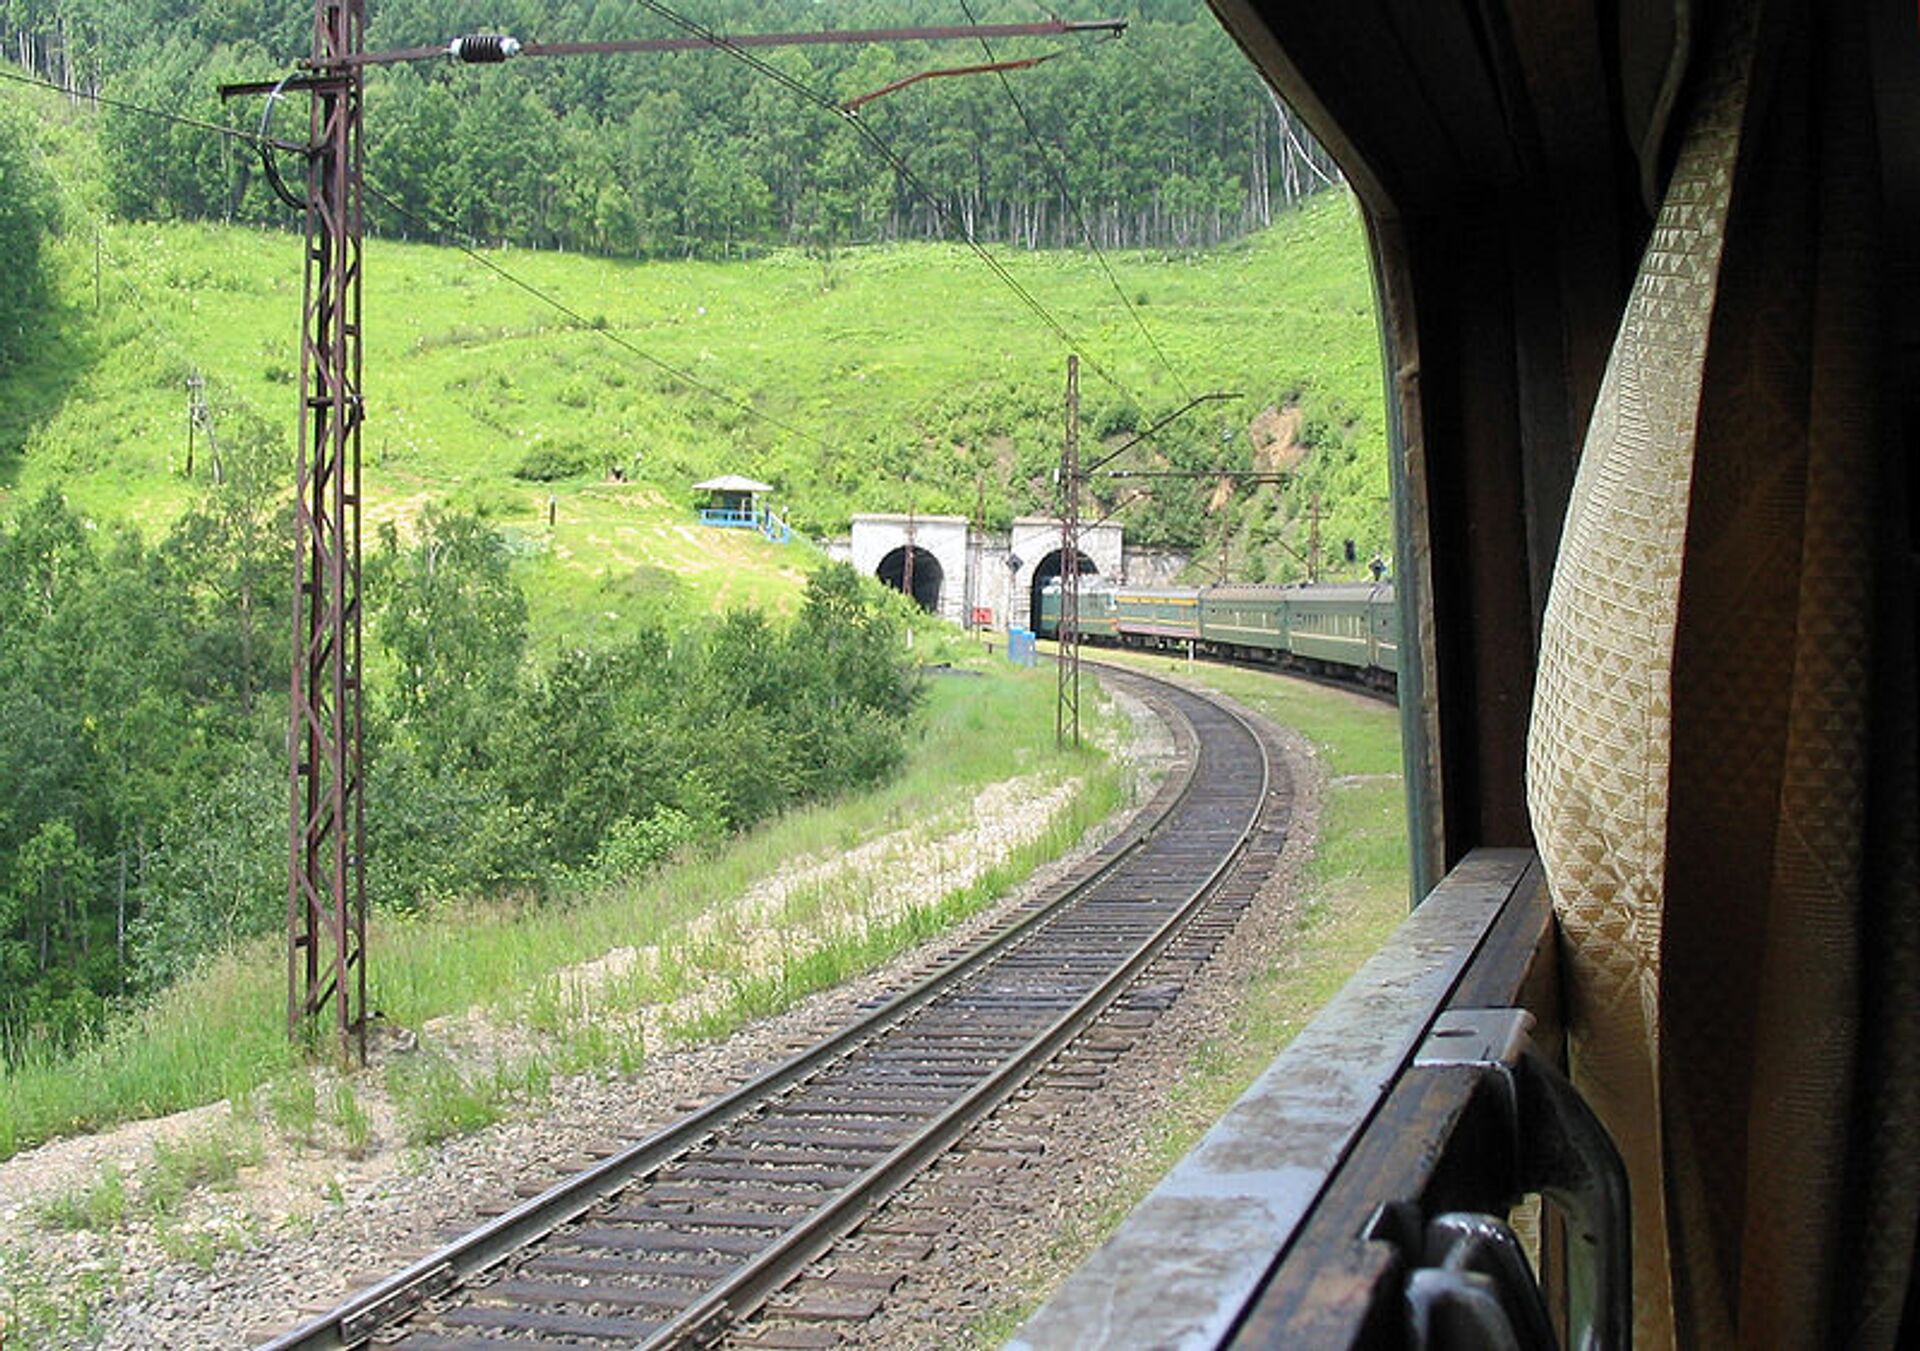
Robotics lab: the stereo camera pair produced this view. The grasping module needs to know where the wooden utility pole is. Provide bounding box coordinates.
[1057,355,1081,750]
[185,370,201,477]
[903,490,916,609]
[967,474,986,630]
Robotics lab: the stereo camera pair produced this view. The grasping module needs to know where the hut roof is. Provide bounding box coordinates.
[692,475,773,493]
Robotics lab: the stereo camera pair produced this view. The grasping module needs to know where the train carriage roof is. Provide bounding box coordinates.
[1206,582,1393,604]
[1114,586,1202,601]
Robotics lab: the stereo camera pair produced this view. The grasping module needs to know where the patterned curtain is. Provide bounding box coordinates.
[1527,1,1917,1345]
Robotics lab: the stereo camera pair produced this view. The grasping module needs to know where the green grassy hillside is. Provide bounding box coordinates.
[0,89,1386,637]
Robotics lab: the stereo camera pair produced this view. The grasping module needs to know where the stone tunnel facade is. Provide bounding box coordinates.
[846,514,1132,630]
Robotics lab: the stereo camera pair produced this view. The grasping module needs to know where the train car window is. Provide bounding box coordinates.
[1027,3,1916,1348]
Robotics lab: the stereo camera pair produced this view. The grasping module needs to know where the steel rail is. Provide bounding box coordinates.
[648,679,1275,1346]
[262,674,1208,1350]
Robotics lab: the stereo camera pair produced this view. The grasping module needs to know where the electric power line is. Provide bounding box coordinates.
[0,60,840,455]
[5,26,1146,445]
[629,0,1147,408]
[956,0,1194,402]
[361,181,837,455]
[0,62,271,150]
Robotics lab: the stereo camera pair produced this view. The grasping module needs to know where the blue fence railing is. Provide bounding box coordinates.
[698,507,793,544]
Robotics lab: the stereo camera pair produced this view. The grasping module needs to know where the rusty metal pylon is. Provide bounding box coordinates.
[1057,354,1081,750]
[288,0,366,1061]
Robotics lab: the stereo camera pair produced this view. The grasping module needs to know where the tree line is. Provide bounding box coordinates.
[0,448,923,1058]
[0,94,52,372]
[3,0,1338,259]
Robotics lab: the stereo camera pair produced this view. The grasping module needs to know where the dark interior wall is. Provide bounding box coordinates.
[1207,1,1655,889]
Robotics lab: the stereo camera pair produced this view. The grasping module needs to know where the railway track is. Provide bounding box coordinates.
[266,669,1291,1349]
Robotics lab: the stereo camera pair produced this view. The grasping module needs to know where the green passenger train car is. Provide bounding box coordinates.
[1034,581,1118,639]
[1368,588,1399,679]
[1283,583,1393,677]
[1038,579,1397,693]
[1112,586,1203,643]
[1198,584,1292,656]
[1080,584,1119,638]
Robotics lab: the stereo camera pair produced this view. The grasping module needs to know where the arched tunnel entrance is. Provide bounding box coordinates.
[877,545,943,612]
[1029,549,1099,625]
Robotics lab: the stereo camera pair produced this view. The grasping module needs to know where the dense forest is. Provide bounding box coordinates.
[0,460,924,1053]
[2,0,1338,257]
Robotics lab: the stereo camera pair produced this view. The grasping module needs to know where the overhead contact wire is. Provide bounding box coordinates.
[4,21,1143,407]
[957,0,1194,402]
[0,63,273,149]
[361,182,836,454]
[630,0,1145,406]
[5,31,1137,441]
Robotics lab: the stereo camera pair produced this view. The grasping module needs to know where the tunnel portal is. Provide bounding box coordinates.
[1028,548,1100,625]
[877,545,944,612]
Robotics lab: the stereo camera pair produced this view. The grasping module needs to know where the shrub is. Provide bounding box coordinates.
[511,442,600,482]
[589,804,707,880]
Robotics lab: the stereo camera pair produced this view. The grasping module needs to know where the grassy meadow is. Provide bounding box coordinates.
[0,175,1383,640]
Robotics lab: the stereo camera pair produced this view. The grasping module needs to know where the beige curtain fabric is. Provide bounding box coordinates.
[1525,7,1749,1335]
[1529,1,1917,1346]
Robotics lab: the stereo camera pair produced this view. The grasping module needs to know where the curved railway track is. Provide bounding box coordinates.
[266,669,1292,1349]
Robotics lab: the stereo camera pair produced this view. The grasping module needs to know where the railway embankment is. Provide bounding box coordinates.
[0,659,1403,1348]
[0,664,1140,1346]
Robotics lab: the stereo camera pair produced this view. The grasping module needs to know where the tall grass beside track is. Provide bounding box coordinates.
[0,661,1122,1160]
